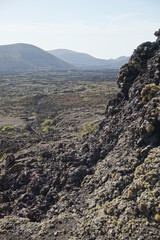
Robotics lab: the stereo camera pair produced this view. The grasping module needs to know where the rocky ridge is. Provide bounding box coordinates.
[0,30,160,239]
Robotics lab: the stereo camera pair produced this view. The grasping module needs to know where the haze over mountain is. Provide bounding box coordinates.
[49,49,129,69]
[0,43,129,73]
[0,43,72,73]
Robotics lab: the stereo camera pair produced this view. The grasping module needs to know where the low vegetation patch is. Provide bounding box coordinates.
[1,125,14,132]
[82,97,90,102]
[155,213,160,223]
[141,83,160,102]
[42,126,53,133]
[41,119,52,126]
[41,118,53,133]
[80,123,97,138]
[0,153,7,161]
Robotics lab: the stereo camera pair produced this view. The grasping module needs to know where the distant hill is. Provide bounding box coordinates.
[49,49,129,69]
[0,43,72,73]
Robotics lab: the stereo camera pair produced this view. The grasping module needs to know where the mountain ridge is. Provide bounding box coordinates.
[49,48,129,69]
[0,43,129,72]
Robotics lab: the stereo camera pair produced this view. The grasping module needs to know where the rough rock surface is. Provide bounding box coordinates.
[0,30,160,239]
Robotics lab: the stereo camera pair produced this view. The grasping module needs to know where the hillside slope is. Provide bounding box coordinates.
[49,48,129,69]
[0,29,160,240]
[0,43,72,72]
[74,29,160,239]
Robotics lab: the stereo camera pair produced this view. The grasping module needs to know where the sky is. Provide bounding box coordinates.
[0,0,160,59]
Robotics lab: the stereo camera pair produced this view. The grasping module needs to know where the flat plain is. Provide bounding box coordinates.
[0,69,118,160]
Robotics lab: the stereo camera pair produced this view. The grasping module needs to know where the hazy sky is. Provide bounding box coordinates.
[0,0,160,58]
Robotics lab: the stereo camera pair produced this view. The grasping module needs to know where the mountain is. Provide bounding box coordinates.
[0,43,72,73]
[49,48,129,69]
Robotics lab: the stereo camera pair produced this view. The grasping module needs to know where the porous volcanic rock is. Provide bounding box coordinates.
[73,29,160,240]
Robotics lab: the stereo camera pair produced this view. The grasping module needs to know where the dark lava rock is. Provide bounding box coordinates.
[69,165,90,182]
[155,28,160,42]
[81,142,89,153]
[41,150,52,159]
[5,154,15,169]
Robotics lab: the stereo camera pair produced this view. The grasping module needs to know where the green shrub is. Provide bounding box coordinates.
[82,97,90,102]
[83,123,97,133]
[41,119,52,126]
[42,126,53,133]
[80,123,97,138]
[141,83,160,102]
[1,125,14,132]
[0,153,7,161]
[155,213,160,222]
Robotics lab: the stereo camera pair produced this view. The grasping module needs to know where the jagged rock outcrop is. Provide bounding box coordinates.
[0,29,160,240]
[72,29,160,239]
